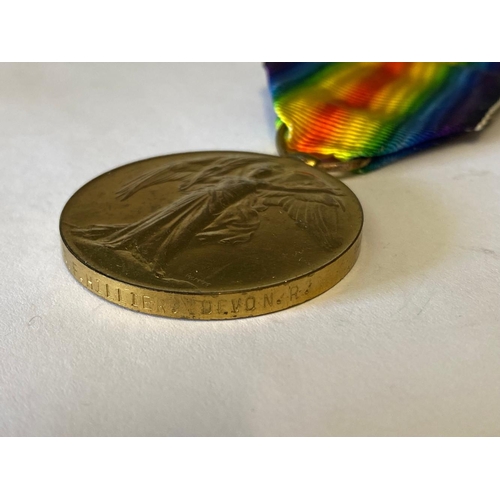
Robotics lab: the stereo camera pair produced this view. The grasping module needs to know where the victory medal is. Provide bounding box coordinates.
[60,152,363,319]
[60,63,500,319]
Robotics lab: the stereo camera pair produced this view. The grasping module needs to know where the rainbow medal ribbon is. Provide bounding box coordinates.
[265,63,500,173]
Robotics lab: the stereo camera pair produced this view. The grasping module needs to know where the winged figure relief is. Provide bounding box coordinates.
[72,154,346,278]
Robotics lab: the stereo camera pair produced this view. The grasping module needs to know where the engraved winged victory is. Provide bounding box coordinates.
[72,154,346,278]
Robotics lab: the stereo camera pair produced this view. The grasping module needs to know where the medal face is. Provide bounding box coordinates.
[60,152,363,319]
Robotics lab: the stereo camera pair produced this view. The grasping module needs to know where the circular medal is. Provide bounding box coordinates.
[60,152,362,319]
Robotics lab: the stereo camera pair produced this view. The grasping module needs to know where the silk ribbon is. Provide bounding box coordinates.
[265,62,500,172]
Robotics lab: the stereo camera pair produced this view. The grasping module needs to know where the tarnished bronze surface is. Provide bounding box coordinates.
[60,152,363,319]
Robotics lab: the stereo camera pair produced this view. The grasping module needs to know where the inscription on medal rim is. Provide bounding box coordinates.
[64,253,315,319]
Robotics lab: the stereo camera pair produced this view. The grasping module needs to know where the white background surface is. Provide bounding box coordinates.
[0,63,499,436]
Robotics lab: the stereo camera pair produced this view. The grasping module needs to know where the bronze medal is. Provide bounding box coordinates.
[59,63,500,318]
[60,151,362,319]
